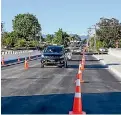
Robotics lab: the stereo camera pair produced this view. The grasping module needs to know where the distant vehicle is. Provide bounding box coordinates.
[99,48,106,52]
[65,48,72,60]
[70,47,82,54]
[40,45,68,68]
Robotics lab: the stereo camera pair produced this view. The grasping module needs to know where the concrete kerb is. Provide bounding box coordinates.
[108,66,121,80]
[93,54,107,66]
[92,55,121,79]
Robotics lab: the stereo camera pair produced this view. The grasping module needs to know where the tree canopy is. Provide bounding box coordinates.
[52,28,71,47]
[12,13,41,40]
[96,17,121,47]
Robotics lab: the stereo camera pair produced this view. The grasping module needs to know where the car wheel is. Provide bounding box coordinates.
[64,61,68,68]
[40,62,44,68]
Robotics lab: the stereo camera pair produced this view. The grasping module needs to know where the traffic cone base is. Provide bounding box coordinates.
[80,80,85,83]
[69,111,86,115]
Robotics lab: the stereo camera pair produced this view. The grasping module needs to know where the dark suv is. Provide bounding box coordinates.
[40,45,68,68]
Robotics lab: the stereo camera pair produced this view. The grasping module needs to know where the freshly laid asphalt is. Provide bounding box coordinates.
[1,54,121,114]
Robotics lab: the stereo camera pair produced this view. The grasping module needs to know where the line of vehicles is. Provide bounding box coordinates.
[40,44,108,68]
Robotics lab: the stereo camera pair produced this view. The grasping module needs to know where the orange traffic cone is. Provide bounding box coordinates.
[24,58,29,70]
[69,78,86,115]
[78,69,84,83]
[82,57,85,66]
[18,56,20,63]
[79,61,84,71]
[1,56,5,65]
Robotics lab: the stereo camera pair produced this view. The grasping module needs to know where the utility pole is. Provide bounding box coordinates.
[93,25,97,52]
[87,30,90,52]
[88,24,98,52]
[87,28,92,52]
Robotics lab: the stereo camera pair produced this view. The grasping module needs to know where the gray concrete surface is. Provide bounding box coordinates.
[93,54,121,79]
[1,54,121,114]
[1,50,41,61]
[108,48,121,58]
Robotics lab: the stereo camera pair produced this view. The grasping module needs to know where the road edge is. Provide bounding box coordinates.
[92,54,121,80]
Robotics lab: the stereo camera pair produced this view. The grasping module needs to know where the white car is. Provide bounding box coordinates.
[65,48,72,60]
[99,48,106,52]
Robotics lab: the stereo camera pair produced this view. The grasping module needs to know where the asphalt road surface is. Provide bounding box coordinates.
[1,54,121,114]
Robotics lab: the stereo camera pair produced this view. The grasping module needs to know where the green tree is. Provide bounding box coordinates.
[82,39,87,44]
[62,32,70,47]
[119,39,121,48]
[12,13,41,41]
[53,28,70,47]
[96,17,121,48]
[88,37,94,51]
[2,31,18,48]
[1,22,4,33]
[3,37,13,48]
[41,35,45,42]
[68,36,74,41]
[54,28,63,45]
[28,40,38,47]
[14,39,27,48]
[46,34,54,43]
[73,34,81,41]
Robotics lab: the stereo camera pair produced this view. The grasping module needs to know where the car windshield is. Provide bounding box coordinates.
[44,46,63,53]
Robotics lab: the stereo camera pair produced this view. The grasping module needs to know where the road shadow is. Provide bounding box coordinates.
[67,64,79,68]
[82,92,121,114]
[85,64,108,69]
[107,63,120,66]
[29,64,79,69]
[2,92,121,114]
[71,59,99,61]
[29,66,59,68]
[99,59,104,61]
[2,93,73,114]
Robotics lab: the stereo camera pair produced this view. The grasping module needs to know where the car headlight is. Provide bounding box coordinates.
[60,55,64,59]
[41,55,48,58]
[41,54,44,58]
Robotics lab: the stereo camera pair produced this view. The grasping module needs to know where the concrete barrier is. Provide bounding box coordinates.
[1,50,34,55]
[108,48,121,58]
[1,54,41,67]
